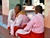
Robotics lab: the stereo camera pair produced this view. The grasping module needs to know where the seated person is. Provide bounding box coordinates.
[10,11,30,36]
[7,4,22,30]
[7,4,22,35]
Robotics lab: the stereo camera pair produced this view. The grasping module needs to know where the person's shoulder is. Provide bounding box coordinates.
[19,11,26,15]
[9,9,14,12]
[18,14,23,17]
[33,14,37,17]
[31,14,37,20]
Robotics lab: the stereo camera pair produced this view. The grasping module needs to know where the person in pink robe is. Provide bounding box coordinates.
[16,5,44,38]
[10,11,30,36]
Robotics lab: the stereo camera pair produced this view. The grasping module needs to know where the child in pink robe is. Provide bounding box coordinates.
[10,11,30,36]
[16,5,44,38]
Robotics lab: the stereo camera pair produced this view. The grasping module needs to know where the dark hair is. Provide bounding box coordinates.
[35,5,43,14]
[15,4,22,11]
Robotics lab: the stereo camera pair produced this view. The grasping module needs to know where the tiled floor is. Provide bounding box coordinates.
[0,15,7,28]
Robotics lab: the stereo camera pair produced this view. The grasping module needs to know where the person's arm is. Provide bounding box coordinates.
[8,9,14,22]
[7,9,14,28]
[24,16,36,32]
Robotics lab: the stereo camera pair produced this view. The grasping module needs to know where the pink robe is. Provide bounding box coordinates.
[9,14,30,35]
[16,13,44,38]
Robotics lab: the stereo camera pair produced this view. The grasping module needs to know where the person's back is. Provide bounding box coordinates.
[14,11,30,28]
[18,14,30,28]
[30,13,44,33]
[24,5,44,37]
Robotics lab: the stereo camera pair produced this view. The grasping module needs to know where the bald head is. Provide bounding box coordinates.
[35,5,43,14]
